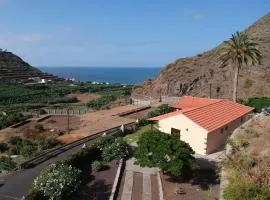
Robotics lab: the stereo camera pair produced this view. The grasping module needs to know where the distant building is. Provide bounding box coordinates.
[149,96,254,155]
[39,79,47,84]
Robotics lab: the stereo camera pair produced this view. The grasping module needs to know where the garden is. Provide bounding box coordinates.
[26,135,130,200]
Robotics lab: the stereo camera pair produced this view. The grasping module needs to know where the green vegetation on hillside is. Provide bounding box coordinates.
[0,111,29,129]
[87,94,117,110]
[0,81,132,107]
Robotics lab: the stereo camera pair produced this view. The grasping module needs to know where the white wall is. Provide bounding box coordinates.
[157,114,208,155]
[206,115,250,154]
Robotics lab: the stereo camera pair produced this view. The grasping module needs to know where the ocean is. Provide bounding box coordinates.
[39,67,162,84]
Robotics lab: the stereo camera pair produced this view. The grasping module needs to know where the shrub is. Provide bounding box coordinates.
[0,142,9,152]
[223,176,270,200]
[138,117,150,127]
[87,95,117,110]
[245,97,270,112]
[147,104,173,118]
[9,136,23,145]
[35,137,60,151]
[136,130,198,177]
[96,135,115,150]
[244,78,253,88]
[65,145,101,172]
[91,160,103,172]
[26,185,48,200]
[34,123,45,132]
[33,163,82,200]
[0,156,16,171]
[102,138,130,162]
[0,112,28,129]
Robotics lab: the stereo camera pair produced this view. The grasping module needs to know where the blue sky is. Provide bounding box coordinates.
[0,0,269,67]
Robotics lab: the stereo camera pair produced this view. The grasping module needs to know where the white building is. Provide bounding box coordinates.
[149,96,254,155]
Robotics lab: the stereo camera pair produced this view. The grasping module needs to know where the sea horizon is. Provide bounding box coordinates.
[39,66,162,85]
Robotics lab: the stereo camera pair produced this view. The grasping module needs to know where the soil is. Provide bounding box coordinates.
[71,160,119,200]
[161,171,220,200]
[68,93,101,103]
[234,114,270,157]
[58,105,138,143]
[0,115,80,142]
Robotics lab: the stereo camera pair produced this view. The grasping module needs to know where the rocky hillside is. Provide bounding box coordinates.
[132,13,270,100]
[0,50,61,82]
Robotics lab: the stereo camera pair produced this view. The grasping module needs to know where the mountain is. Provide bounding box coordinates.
[132,13,270,100]
[0,50,61,82]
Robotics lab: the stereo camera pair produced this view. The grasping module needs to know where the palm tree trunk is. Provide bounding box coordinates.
[233,63,240,103]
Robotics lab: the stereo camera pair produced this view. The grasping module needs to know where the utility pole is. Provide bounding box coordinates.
[159,88,162,102]
[67,108,70,134]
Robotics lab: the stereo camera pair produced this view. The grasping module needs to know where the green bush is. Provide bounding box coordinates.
[35,137,60,151]
[34,123,45,132]
[0,142,9,152]
[32,163,82,200]
[0,156,16,171]
[223,176,270,200]
[245,97,270,112]
[102,138,130,162]
[65,145,102,172]
[87,95,117,110]
[96,135,115,150]
[136,130,198,177]
[0,112,28,130]
[26,185,48,200]
[91,160,103,172]
[244,78,253,88]
[147,104,174,118]
[9,136,23,145]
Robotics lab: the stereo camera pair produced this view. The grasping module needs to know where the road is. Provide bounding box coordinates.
[0,138,99,200]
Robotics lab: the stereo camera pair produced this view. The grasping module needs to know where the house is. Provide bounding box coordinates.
[149,96,254,155]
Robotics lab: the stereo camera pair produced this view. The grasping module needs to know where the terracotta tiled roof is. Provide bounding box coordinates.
[172,96,221,109]
[148,97,254,133]
[182,100,254,132]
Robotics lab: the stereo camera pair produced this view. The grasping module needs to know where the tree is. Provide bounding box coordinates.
[219,31,262,103]
[135,130,198,177]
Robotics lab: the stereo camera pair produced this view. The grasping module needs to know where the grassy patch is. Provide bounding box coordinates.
[123,125,152,144]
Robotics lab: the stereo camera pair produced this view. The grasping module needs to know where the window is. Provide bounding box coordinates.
[225,126,229,131]
[220,128,224,134]
[171,128,181,138]
[241,117,244,122]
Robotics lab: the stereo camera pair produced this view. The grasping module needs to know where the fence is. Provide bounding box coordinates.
[132,96,180,106]
[42,108,92,116]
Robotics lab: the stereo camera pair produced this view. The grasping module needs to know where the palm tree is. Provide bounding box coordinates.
[219,31,262,103]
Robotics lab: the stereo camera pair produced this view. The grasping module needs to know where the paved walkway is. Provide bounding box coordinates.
[120,142,163,200]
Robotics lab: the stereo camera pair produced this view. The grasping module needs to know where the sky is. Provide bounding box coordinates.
[0,0,269,67]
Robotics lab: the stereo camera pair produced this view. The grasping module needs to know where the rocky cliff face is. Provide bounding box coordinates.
[132,13,270,100]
